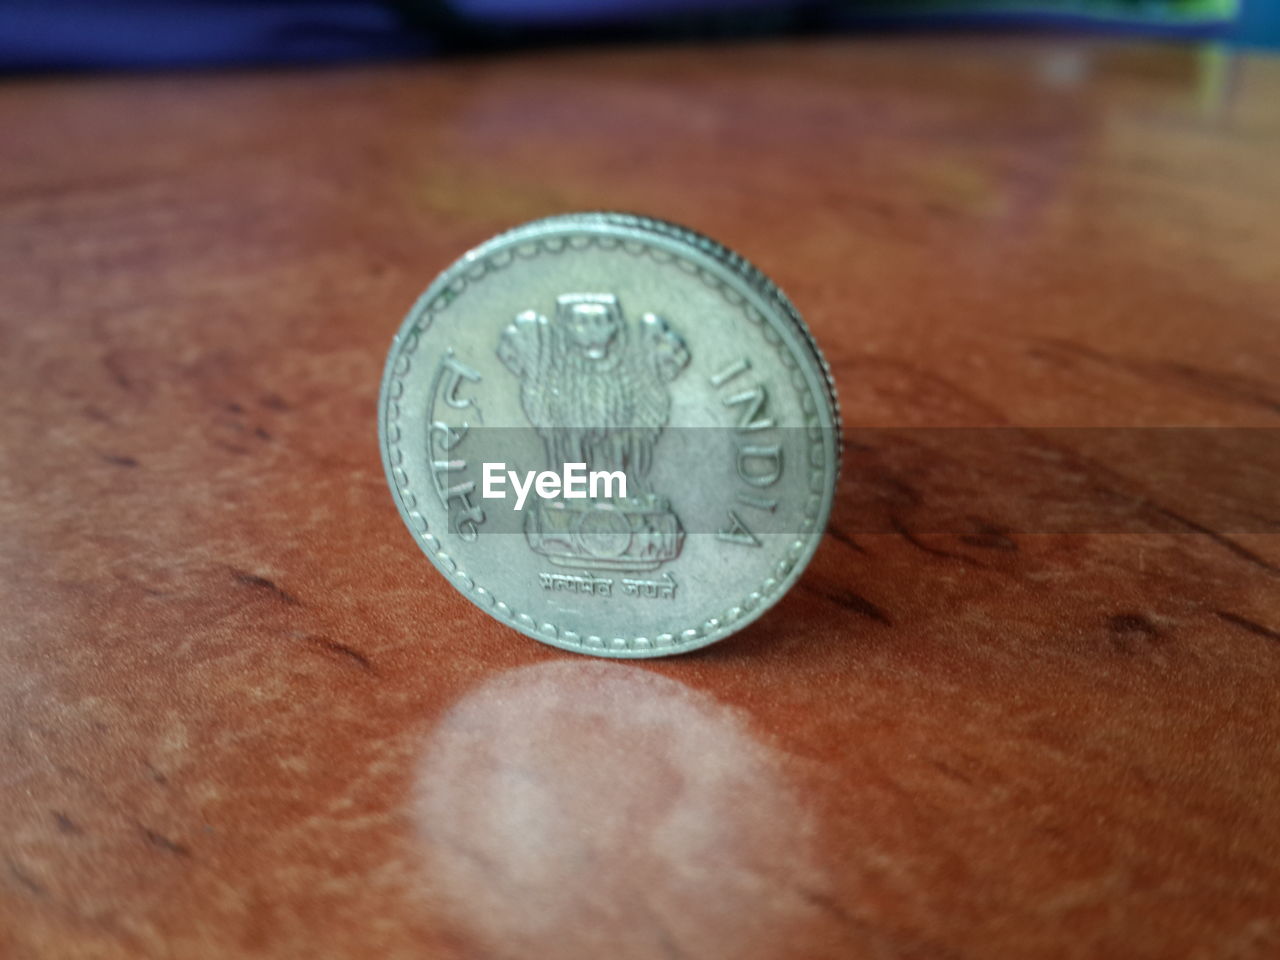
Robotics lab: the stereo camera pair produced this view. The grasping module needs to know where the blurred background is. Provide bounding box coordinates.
[1,0,1276,72]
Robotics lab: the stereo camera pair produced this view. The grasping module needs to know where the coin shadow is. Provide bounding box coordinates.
[410,659,847,960]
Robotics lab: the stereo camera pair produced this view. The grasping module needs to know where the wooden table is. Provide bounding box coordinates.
[2,37,1278,960]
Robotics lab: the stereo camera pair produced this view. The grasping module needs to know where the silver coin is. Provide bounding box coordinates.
[379,212,840,658]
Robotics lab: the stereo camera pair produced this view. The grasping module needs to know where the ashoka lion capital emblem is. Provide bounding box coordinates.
[497,293,689,571]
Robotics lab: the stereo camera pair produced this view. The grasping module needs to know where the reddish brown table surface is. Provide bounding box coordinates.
[2,37,1279,960]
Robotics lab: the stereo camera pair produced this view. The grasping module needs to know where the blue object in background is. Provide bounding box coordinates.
[1233,0,1280,48]
[450,0,788,24]
[0,1,432,70]
[0,0,1274,72]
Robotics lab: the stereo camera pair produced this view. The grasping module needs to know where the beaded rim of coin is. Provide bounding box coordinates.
[378,212,841,657]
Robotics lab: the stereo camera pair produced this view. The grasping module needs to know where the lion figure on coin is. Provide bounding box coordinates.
[497,293,689,484]
[497,292,689,571]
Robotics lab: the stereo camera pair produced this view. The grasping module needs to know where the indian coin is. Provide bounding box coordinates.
[379,212,840,658]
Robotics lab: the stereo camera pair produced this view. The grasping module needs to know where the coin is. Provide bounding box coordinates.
[379,212,840,658]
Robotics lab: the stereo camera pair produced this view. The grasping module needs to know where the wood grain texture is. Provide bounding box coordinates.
[1,38,1278,960]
